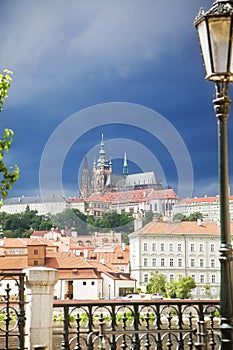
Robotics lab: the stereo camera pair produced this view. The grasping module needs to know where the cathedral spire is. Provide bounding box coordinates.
[123,152,128,178]
[97,134,107,166]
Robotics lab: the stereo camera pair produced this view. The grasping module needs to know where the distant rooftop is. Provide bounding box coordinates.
[3,195,66,205]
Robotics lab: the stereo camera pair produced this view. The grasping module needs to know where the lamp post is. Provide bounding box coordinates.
[194,1,233,348]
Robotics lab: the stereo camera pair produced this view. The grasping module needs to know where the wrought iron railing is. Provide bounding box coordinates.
[52,299,220,350]
[0,272,26,350]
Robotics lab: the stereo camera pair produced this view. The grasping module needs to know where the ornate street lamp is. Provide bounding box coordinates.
[194,1,233,348]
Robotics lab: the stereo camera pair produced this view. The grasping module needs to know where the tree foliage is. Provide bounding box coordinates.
[186,212,203,221]
[90,211,134,233]
[0,207,135,237]
[0,206,53,237]
[173,212,203,222]
[0,69,19,203]
[146,271,167,295]
[146,271,196,299]
[166,275,196,299]
[0,69,12,111]
[51,208,88,235]
[142,210,153,226]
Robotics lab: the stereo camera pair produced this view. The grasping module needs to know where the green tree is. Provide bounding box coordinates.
[173,213,186,221]
[1,207,52,237]
[91,211,134,233]
[51,208,88,234]
[0,69,19,203]
[186,212,203,221]
[204,284,211,298]
[146,271,167,295]
[166,275,196,299]
[142,210,153,226]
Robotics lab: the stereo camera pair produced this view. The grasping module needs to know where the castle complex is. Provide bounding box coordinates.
[79,135,162,198]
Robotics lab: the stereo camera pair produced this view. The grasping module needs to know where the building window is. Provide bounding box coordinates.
[191,259,195,267]
[170,258,174,267]
[34,249,38,255]
[152,258,156,267]
[34,261,38,266]
[211,259,215,268]
[161,258,165,267]
[152,243,156,251]
[200,259,204,267]
[144,274,149,283]
[169,274,174,281]
[178,258,182,267]
[200,275,204,284]
[161,243,164,252]
[211,275,216,283]
[91,281,95,285]
[83,281,87,286]
[169,243,173,252]
[200,244,204,252]
[191,274,195,282]
[143,243,148,251]
[144,258,148,267]
[210,243,215,252]
[190,244,194,252]
[178,243,182,252]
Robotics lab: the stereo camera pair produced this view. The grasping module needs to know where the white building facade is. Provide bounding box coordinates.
[129,221,226,298]
[0,195,85,215]
[172,195,233,222]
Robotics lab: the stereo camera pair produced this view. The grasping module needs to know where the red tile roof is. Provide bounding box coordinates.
[135,220,229,235]
[45,251,94,269]
[87,189,177,204]
[177,195,233,205]
[1,237,58,248]
[31,228,61,237]
[67,198,85,203]
[0,251,97,272]
[0,256,28,271]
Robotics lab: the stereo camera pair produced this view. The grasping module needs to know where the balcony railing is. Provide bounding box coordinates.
[52,299,220,350]
[0,269,221,349]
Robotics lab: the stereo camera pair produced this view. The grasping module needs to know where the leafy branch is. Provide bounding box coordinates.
[0,69,13,112]
[0,69,19,204]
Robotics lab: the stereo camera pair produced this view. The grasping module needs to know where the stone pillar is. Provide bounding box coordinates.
[23,267,58,350]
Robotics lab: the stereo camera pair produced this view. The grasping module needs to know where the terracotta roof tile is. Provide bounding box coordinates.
[0,256,28,270]
[45,251,94,269]
[87,244,129,265]
[177,195,233,205]
[58,269,102,280]
[135,221,230,235]
[87,189,177,204]
[67,198,85,203]
[1,237,58,248]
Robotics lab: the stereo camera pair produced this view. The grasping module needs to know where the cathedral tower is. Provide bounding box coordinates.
[92,134,112,194]
[123,152,128,178]
[79,156,92,198]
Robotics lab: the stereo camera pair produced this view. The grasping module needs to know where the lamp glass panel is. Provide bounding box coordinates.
[209,17,231,73]
[196,19,212,77]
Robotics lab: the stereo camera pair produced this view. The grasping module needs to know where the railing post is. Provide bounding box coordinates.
[23,267,58,350]
[195,320,208,350]
[195,303,208,350]
[98,314,106,350]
